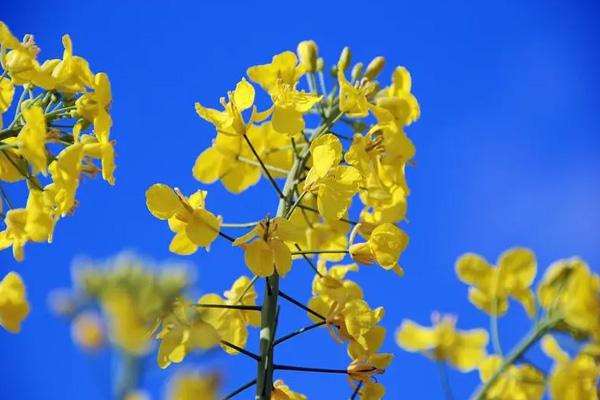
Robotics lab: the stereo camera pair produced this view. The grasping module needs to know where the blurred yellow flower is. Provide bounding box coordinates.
[167,371,219,400]
[542,335,600,400]
[71,311,105,352]
[478,355,544,400]
[537,257,600,341]
[396,313,488,372]
[455,247,537,317]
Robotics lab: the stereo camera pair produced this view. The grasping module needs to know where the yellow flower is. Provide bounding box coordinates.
[197,275,260,355]
[248,51,320,136]
[167,372,219,400]
[347,353,393,397]
[541,335,600,400]
[0,22,56,89]
[376,66,420,127]
[272,380,308,400]
[455,247,537,317]
[101,289,152,355]
[146,184,222,255]
[76,73,115,184]
[309,291,383,350]
[193,121,292,193]
[70,311,105,352]
[17,104,47,175]
[0,76,15,115]
[0,189,55,261]
[304,134,361,220]
[537,257,600,341]
[0,145,25,182]
[396,313,488,371]
[349,223,408,274]
[45,143,84,216]
[155,299,220,369]
[195,78,265,137]
[44,34,94,93]
[0,271,29,333]
[337,61,378,118]
[478,355,545,400]
[233,216,302,277]
[311,260,363,305]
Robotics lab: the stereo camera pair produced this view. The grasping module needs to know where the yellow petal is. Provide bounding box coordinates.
[272,239,292,277]
[185,209,220,248]
[244,239,274,277]
[395,320,437,351]
[146,184,182,220]
[169,231,198,255]
[272,106,304,136]
[232,78,255,111]
[497,247,537,291]
[455,253,493,289]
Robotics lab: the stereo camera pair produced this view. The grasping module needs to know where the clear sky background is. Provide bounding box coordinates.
[1,1,599,399]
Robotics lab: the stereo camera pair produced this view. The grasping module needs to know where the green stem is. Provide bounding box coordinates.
[472,315,560,400]
[254,107,343,399]
[437,361,454,400]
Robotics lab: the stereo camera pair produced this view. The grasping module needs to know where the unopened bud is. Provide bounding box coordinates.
[337,46,351,71]
[364,56,386,80]
[316,57,324,72]
[351,62,363,81]
[297,40,318,73]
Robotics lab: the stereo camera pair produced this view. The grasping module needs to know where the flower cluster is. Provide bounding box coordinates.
[396,247,600,400]
[0,21,116,262]
[145,40,419,399]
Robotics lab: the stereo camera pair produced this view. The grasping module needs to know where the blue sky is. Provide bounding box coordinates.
[1,1,599,399]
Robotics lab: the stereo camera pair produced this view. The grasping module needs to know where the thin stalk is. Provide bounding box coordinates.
[291,249,348,256]
[437,361,454,400]
[297,203,358,225]
[274,321,326,346]
[350,382,363,400]
[221,221,260,228]
[217,230,236,243]
[237,155,290,175]
[273,364,348,374]
[223,379,257,400]
[472,315,560,400]
[285,190,307,219]
[490,300,503,356]
[220,340,261,361]
[195,304,261,311]
[242,133,285,199]
[293,243,322,277]
[234,275,259,304]
[278,290,326,321]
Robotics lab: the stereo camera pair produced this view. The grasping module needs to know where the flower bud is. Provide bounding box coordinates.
[364,56,386,80]
[297,40,318,73]
[71,311,104,352]
[351,62,363,82]
[337,46,351,71]
[316,57,324,72]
